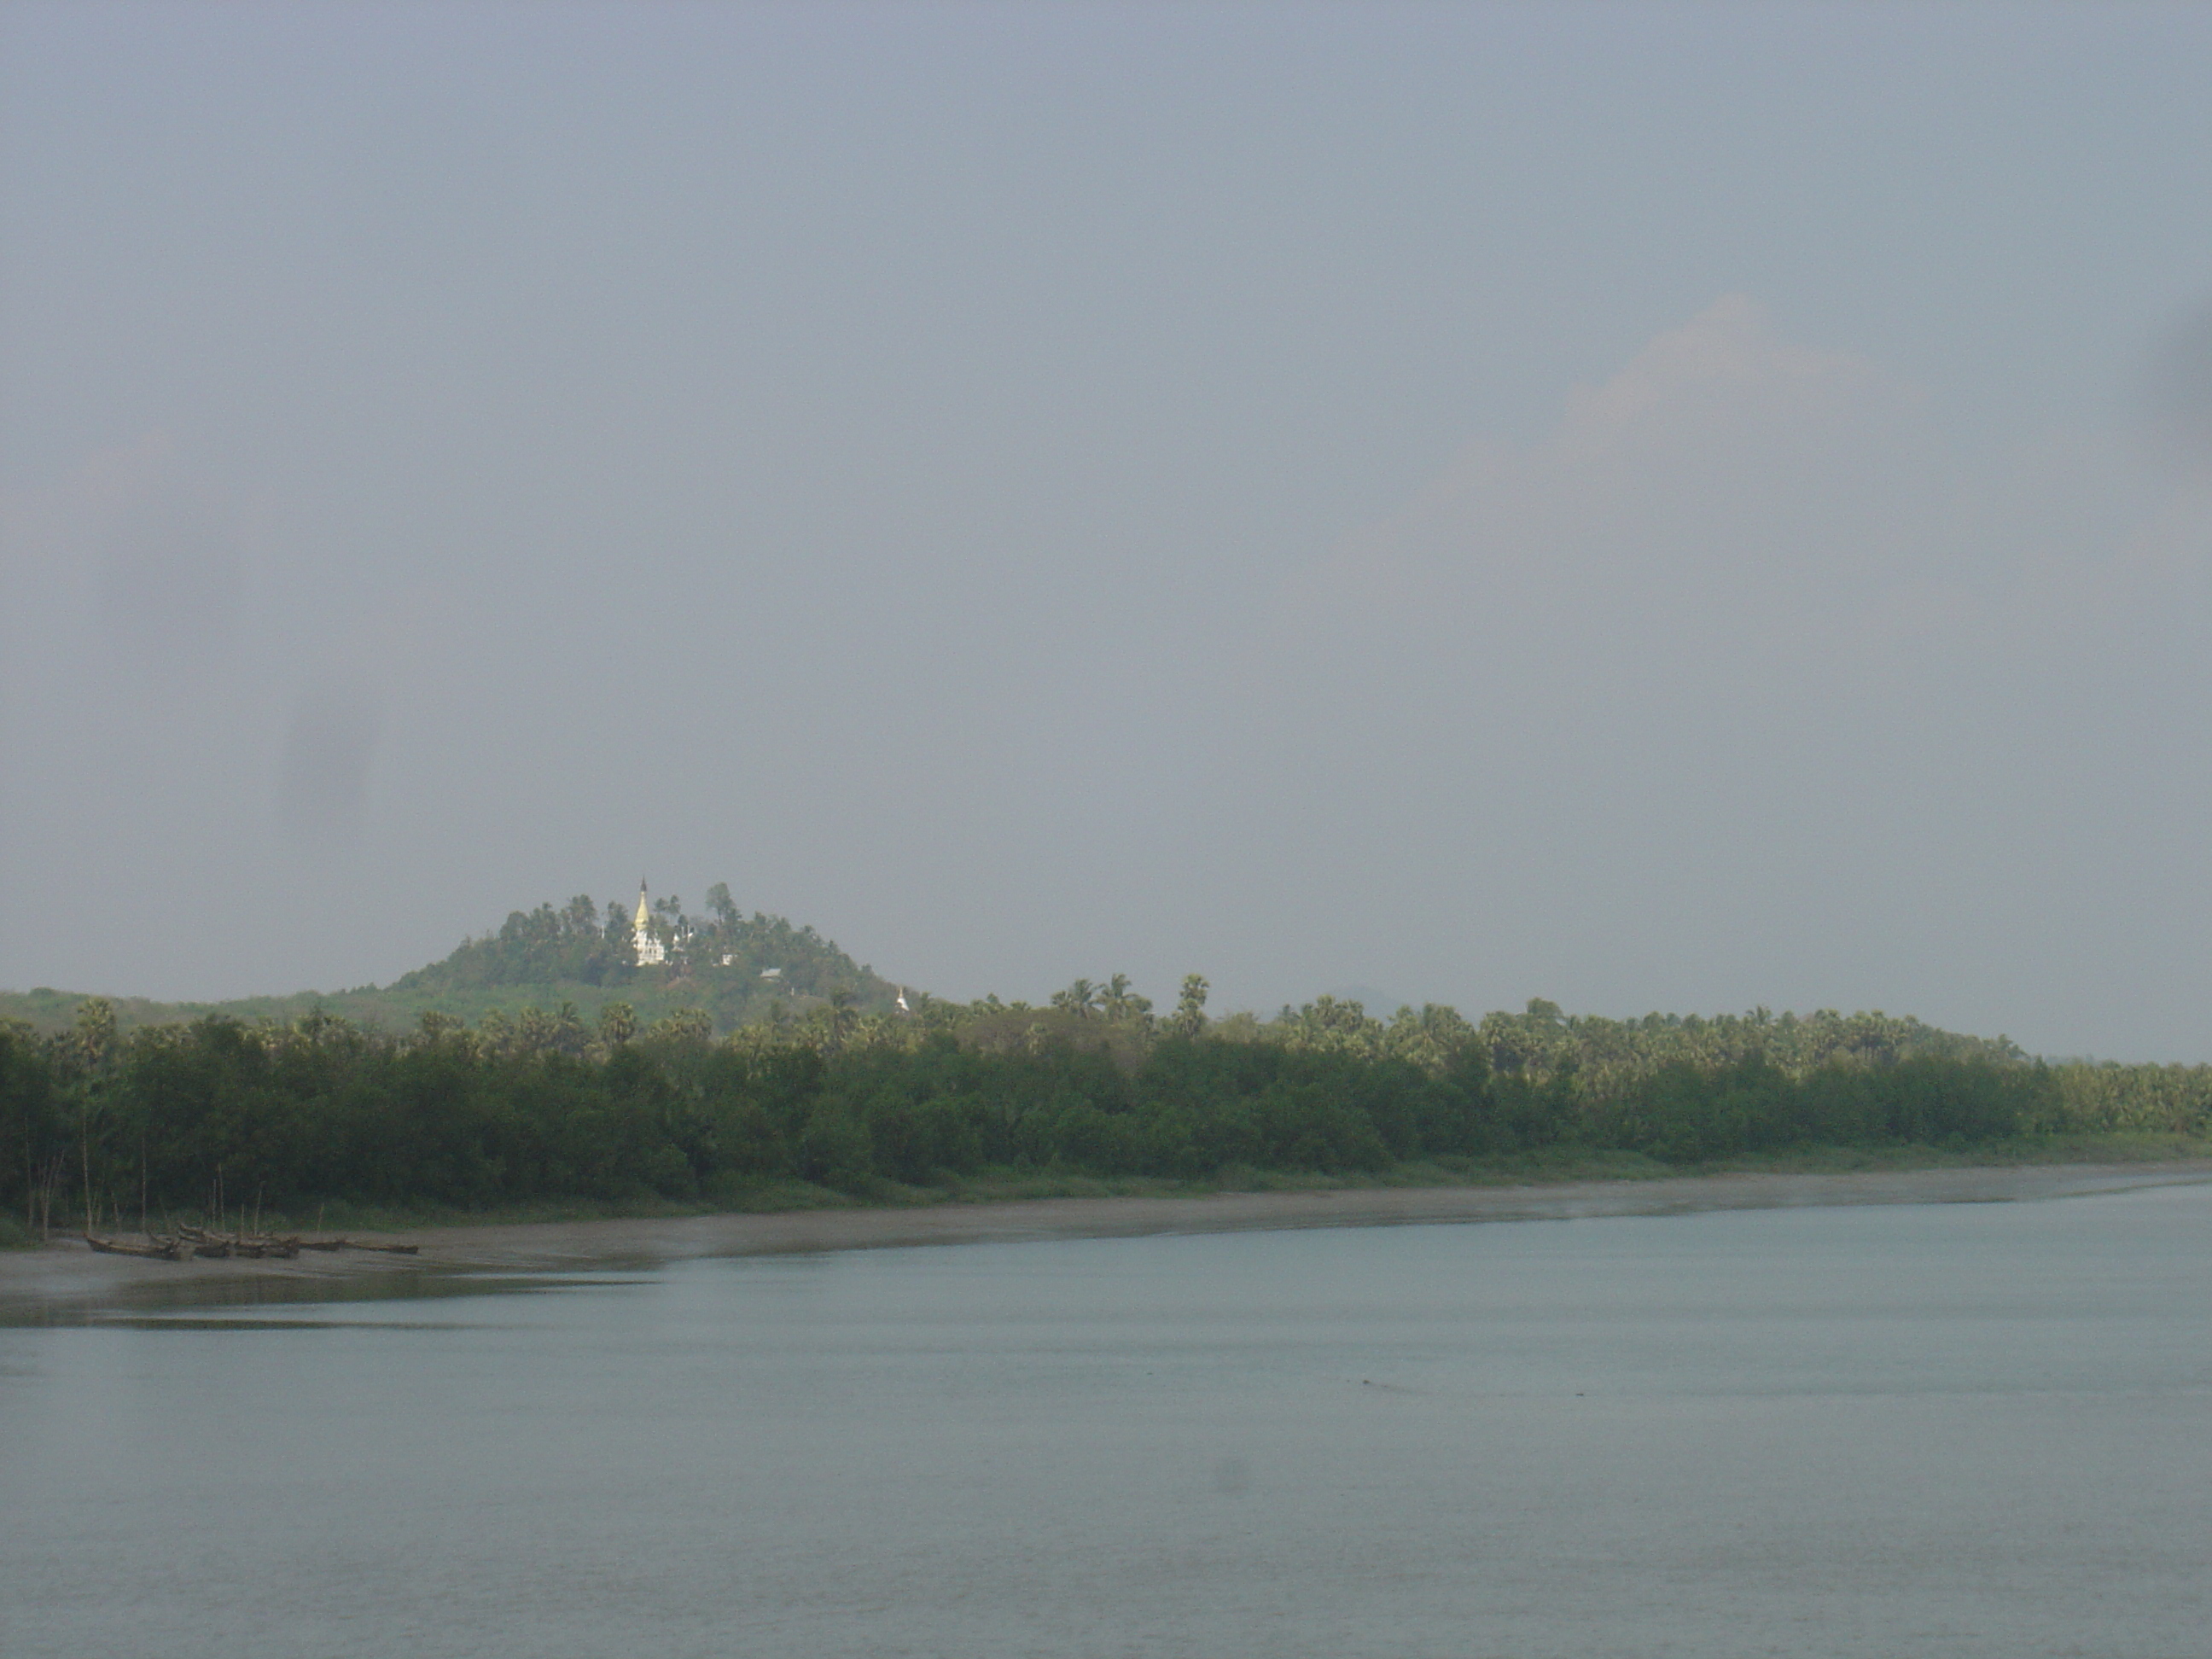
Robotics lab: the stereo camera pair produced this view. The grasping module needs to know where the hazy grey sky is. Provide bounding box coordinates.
[4,3,2211,1058]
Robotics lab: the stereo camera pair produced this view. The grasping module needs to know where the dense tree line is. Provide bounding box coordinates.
[10,985,2194,1230]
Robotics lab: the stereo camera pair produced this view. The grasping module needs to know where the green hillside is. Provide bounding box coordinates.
[0,883,904,1038]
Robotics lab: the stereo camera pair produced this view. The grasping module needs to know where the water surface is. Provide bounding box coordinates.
[5,1183,2209,1656]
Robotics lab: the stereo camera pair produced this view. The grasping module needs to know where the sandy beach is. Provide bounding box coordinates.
[7,1158,2209,1319]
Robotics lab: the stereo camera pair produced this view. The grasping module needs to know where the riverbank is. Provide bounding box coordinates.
[7,1155,2209,1321]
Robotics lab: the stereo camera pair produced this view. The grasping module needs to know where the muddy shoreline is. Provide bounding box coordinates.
[9,1159,2210,1318]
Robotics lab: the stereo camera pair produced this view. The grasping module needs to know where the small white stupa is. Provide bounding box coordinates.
[632,879,667,967]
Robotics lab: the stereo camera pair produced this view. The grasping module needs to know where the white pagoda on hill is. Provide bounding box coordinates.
[632,880,667,967]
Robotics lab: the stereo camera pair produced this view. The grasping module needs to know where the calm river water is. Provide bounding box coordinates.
[4,1181,2209,1657]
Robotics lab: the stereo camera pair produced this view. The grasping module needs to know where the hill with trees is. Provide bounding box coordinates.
[0,883,901,1039]
[389,882,900,1024]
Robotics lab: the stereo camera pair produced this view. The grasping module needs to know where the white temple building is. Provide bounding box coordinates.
[632,881,667,967]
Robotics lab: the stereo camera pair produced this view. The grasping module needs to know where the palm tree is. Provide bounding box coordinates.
[1097,974,1153,1025]
[824,987,859,1050]
[1167,975,1209,1038]
[1051,979,1100,1019]
[74,998,117,1071]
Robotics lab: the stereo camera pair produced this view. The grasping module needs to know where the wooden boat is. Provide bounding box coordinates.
[83,1234,183,1260]
[294,1236,419,1254]
[230,1237,305,1260]
[101,1221,415,1260]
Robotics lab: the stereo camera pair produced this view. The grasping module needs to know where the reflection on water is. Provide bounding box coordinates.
[4,1184,2209,1658]
[87,1316,503,1331]
[0,1268,653,1327]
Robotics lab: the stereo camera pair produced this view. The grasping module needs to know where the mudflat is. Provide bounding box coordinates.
[8,1159,2210,1317]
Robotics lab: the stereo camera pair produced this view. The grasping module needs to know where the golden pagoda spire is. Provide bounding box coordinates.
[632,879,666,966]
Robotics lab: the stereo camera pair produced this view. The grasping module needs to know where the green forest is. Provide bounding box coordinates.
[8,972,2209,1236]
